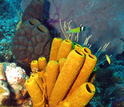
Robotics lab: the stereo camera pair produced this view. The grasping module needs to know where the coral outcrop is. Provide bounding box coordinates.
[5,63,29,100]
[25,38,97,107]
[0,62,28,105]
[0,63,10,105]
[11,18,51,74]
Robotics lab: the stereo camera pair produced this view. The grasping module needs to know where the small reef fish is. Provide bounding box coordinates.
[66,26,89,33]
[105,54,111,64]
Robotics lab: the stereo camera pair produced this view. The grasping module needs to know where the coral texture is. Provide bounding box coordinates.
[5,62,28,100]
[11,18,51,74]
[0,62,28,105]
[0,79,10,105]
[22,0,45,23]
[0,63,10,105]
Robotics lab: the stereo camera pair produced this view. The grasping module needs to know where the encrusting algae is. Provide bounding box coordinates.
[25,38,97,107]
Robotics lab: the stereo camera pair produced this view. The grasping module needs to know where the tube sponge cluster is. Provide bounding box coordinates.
[25,38,97,107]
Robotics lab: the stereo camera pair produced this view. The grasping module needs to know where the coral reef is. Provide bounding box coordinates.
[5,63,29,100]
[0,79,10,105]
[0,0,9,16]
[0,63,10,105]
[25,38,97,107]
[0,39,13,62]
[89,56,124,107]
[0,29,4,40]
[0,0,123,106]
[0,0,20,62]
[111,98,124,107]
[0,62,29,105]
[11,18,51,74]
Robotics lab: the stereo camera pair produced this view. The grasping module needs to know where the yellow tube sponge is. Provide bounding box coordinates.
[67,54,97,96]
[38,57,47,71]
[49,49,85,107]
[81,47,91,55]
[31,60,38,73]
[74,44,82,50]
[59,58,66,72]
[57,39,72,61]
[37,70,46,81]
[57,82,95,107]
[46,60,59,100]
[49,38,63,61]
[26,39,97,107]
[30,73,44,91]
[25,78,45,107]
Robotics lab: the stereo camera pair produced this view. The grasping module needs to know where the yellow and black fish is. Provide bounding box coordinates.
[66,26,89,33]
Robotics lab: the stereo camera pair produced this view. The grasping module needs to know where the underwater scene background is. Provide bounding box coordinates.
[0,0,124,106]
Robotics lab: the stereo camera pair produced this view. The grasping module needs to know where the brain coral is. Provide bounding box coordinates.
[11,18,51,74]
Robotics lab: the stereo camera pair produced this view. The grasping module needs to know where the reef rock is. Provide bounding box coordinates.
[0,79,10,105]
[0,62,28,105]
[0,63,10,105]
[5,62,29,100]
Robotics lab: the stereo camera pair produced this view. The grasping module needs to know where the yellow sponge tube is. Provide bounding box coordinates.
[31,60,38,73]
[37,70,46,81]
[46,60,59,100]
[25,78,45,107]
[57,39,72,61]
[49,49,85,107]
[74,44,82,50]
[59,58,66,72]
[49,38,63,61]
[38,57,47,71]
[57,82,95,107]
[81,47,91,55]
[67,54,97,96]
[30,73,44,91]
